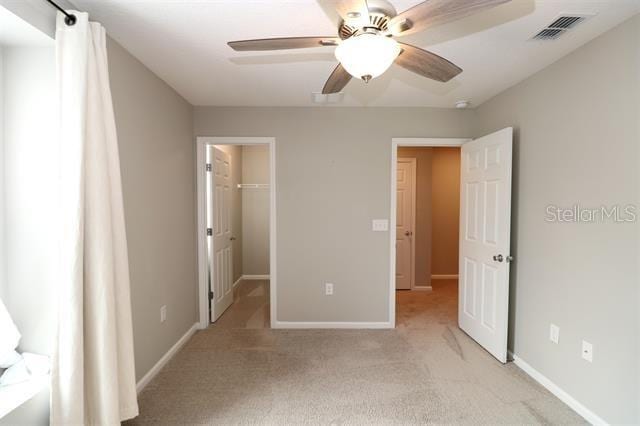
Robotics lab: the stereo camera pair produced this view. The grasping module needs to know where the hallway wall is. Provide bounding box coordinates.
[430,148,460,276]
[396,147,460,286]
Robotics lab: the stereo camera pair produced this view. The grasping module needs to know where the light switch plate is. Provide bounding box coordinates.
[372,219,389,232]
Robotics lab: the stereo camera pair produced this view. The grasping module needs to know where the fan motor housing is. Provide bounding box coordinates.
[338,0,397,39]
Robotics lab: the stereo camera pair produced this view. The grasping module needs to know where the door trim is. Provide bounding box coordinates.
[396,157,417,290]
[196,136,277,329]
[389,138,471,327]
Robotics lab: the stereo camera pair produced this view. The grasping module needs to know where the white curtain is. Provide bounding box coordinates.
[51,11,139,425]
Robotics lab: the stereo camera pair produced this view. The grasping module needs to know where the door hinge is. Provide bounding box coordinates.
[209,290,214,300]
[205,163,212,172]
[206,228,213,236]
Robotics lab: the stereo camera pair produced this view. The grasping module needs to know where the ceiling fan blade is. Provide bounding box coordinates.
[389,0,511,37]
[395,43,462,83]
[228,37,340,51]
[322,63,352,94]
[335,0,371,28]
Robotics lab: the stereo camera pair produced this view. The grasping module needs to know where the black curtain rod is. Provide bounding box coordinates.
[45,0,77,26]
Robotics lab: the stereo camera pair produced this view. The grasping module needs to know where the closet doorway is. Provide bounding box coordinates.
[196,137,276,329]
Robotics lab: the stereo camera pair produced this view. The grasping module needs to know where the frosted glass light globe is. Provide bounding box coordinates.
[335,33,401,81]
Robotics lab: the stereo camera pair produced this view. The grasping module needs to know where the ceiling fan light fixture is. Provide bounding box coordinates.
[334,33,401,82]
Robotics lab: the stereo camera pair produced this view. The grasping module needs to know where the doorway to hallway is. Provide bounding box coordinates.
[390,131,514,363]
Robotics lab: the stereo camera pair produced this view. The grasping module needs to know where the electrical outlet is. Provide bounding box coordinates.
[582,340,593,362]
[549,324,560,344]
[325,283,334,296]
[160,305,167,323]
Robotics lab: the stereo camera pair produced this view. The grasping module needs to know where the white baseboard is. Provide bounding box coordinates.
[509,351,607,426]
[412,286,433,291]
[241,274,270,280]
[232,277,242,288]
[136,322,199,394]
[431,274,458,280]
[272,321,393,329]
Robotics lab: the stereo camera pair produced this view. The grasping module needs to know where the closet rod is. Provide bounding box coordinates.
[44,0,77,26]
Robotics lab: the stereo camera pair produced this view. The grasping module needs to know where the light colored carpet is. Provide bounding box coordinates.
[127,280,585,425]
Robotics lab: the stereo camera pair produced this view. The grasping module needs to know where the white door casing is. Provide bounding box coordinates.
[208,146,234,322]
[459,127,513,363]
[396,158,416,290]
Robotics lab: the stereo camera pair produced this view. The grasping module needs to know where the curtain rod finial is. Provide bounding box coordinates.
[44,0,78,26]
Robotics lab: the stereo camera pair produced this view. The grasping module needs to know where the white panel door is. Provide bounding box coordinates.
[396,158,416,290]
[208,147,233,322]
[459,128,513,363]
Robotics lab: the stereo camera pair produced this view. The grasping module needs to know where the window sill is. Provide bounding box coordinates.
[0,374,49,419]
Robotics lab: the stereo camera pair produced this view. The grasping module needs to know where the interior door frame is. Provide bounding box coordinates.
[389,138,470,327]
[196,136,277,329]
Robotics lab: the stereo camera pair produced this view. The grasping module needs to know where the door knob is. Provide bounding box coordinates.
[230,237,236,241]
[493,254,504,262]
[404,231,412,237]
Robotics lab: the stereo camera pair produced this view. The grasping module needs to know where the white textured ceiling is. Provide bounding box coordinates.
[70,0,639,107]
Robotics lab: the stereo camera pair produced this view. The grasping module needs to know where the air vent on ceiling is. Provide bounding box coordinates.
[531,15,591,41]
[548,16,585,29]
[533,28,564,40]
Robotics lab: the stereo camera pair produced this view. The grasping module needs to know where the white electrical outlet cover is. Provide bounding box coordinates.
[325,283,334,295]
[549,324,560,344]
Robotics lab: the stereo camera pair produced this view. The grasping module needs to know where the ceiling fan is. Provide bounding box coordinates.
[228,0,510,94]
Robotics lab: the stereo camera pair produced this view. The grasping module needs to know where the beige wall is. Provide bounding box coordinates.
[107,38,197,382]
[194,107,475,322]
[431,148,460,276]
[215,145,244,282]
[475,15,639,424]
[241,145,270,276]
[397,147,432,286]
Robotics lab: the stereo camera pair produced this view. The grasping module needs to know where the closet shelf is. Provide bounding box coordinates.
[237,184,269,189]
